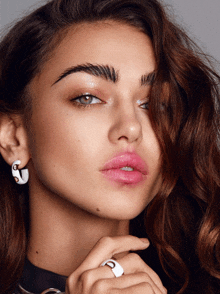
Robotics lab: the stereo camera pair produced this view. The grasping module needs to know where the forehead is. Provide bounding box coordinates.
[32,21,156,88]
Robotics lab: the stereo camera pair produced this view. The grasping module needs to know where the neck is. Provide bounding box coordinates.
[27,181,129,276]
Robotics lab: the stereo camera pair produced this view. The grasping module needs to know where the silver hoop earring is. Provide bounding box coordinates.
[12,160,29,185]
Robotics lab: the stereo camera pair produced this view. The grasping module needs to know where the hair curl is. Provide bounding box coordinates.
[0,0,219,293]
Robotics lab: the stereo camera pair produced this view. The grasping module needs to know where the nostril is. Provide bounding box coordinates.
[118,136,128,140]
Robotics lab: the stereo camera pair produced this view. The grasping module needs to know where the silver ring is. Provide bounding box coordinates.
[101,259,124,277]
[18,284,64,294]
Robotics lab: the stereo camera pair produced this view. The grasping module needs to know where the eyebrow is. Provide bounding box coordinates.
[141,71,156,86]
[53,63,118,85]
[52,63,155,86]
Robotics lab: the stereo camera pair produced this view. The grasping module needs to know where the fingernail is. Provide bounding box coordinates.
[140,238,150,245]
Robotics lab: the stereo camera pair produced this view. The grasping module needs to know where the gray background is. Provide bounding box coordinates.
[0,0,219,64]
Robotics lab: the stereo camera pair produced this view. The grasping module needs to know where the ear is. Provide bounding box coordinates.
[0,114,30,168]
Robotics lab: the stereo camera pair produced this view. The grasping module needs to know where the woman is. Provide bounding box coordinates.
[0,0,219,293]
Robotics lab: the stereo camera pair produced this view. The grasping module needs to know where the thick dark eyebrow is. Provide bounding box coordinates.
[52,63,155,87]
[141,71,156,86]
[52,63,119,85]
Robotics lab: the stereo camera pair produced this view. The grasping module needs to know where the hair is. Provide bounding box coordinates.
[0,0,219,293]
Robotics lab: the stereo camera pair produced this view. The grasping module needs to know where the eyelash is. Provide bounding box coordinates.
[71,94,149,110]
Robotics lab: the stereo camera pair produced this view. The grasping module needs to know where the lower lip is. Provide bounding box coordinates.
[102,169,146,185]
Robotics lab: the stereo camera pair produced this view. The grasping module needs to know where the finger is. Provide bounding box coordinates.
[91,273,165,294]
[70,266,114,293]
[76,236,149,272]
[93,281,158,294]
[117,253,166,293]
[114,282,156,294]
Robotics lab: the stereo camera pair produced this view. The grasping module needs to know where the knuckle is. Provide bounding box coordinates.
[139,282,153,291]
[128,252,141,263]
[65,274,75,286]
[65,278,71,290]
[98,236,114,248]
[78,270,93,285]
[92,279,109,293]
[138,271,151,281]
[65,275,76,292]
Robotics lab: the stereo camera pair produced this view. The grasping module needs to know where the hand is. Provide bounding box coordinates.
[65,235,167,294]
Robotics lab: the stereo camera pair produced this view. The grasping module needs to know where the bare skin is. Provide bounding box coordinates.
[0,21,165,293]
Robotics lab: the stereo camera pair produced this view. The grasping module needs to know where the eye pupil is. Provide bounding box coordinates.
[80,95,93,104]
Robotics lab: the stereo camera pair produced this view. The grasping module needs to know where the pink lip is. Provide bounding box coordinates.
[101,152,148,185]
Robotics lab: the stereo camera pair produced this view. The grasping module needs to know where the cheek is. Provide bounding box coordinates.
[27,106,106,179]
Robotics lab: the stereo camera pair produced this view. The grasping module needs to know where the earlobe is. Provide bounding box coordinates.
[0,114,30,167]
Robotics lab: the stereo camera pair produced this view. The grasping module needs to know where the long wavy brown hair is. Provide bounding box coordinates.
[0,0,219,293]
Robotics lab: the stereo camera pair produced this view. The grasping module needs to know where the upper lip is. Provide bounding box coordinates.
[101,152,148,175]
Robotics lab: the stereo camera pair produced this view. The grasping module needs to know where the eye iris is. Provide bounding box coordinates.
[80,96,93,104]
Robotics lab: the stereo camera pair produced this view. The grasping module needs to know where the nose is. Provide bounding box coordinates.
[108,104,143,145]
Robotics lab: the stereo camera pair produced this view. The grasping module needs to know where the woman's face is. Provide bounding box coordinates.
[27,21,162,220]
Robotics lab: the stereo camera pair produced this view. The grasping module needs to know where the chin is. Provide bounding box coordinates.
[94,204,147,221]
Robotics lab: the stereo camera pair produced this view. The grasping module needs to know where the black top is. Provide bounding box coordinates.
[15,259,66,293]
